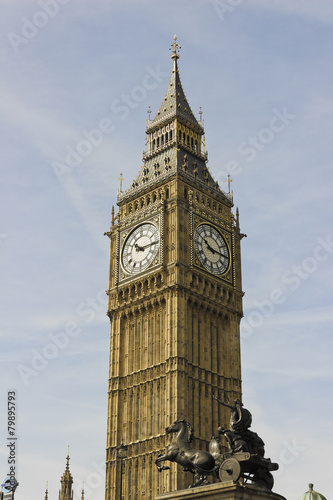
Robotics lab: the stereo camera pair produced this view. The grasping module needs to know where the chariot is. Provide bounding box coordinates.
[217,450,278,490]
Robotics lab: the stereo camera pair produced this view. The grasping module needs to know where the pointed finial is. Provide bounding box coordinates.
[170,34,181,60]
[118,173,124,193]
[66,446,70,470]
[147,105,152,123]
[199,107,204,126]
[226,173,233,194]
[45,481,49,500]
[81,482,85,500]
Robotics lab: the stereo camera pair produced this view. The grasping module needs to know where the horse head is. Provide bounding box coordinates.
[165,419,194,443]
[165,419,182,435]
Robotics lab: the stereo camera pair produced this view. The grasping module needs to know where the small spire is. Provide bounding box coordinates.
[45,481,48,500]
[199,106,204,125]
[118,173,124,193]
[226,173,232,194]
[59,450,74,500]
[170,34,181,60]
[81,482,85,500]
[147,105,152,123]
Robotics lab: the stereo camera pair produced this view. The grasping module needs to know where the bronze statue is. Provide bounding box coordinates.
[156,399,279,490]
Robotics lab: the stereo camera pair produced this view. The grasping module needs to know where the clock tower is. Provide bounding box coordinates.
[105,36,244,499]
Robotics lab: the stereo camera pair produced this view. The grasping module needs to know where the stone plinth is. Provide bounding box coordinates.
[155,481,287,500]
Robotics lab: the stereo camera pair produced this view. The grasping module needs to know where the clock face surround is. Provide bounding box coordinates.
[121,222,160,275]
[194,223,230,275]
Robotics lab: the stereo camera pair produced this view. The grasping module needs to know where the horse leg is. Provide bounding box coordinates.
[155,452,171,472]
[188,472,208,488]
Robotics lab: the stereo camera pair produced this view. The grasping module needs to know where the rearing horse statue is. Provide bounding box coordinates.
[155,419,216,488]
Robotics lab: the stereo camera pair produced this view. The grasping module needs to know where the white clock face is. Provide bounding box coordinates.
[194,224,230,275]
[121,223,160,274]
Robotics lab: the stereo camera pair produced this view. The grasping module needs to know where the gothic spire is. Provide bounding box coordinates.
[118,36,231,205]
[59,451,73,500]
[147,34,202,134]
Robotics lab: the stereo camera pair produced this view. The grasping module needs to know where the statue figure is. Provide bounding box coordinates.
[213,395,278,490]
[213,396,265,457]
[182,154,188,172]
[193,160,198,178]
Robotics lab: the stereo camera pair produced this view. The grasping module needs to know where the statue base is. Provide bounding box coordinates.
[155,481,287,500]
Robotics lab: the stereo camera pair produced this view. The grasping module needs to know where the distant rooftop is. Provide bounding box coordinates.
[298,483,327,500]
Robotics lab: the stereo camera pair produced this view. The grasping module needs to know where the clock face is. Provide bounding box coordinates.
[121,223,160,274]
[194,224,230,275]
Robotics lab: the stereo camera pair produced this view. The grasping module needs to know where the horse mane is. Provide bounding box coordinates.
[175,419,194,443]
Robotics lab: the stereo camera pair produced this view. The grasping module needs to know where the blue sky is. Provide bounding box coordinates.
[1,1,332,499]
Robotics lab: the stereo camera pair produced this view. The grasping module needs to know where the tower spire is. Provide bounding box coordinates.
[59,450,73,500]
[117,36,231,205]
[45,481,48,500]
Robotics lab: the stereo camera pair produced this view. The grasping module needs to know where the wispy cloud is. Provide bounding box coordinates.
[248,0,333,24]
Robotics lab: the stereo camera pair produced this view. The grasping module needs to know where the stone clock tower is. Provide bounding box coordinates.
[105,37,244,500]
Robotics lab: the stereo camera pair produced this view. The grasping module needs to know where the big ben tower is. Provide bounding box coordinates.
[105,36,244,499]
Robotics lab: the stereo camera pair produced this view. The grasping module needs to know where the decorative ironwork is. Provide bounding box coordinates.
[170,34,181,60]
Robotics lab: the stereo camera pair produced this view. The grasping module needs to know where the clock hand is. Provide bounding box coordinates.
[204,239,227,259]
[204,239,216,254]
[135,241,158,252]
[141,241,158,249]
